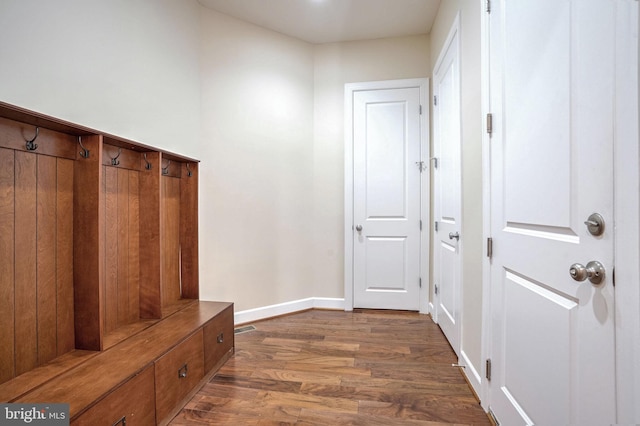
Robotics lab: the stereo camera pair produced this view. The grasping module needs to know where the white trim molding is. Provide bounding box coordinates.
[479,0,492,412]
[460,349,483,397]
[234,297,345,325]
[613,1,640,422]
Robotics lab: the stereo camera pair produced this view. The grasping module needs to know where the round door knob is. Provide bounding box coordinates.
[449,232,460,240]
[355,225,363,232]
[569,263,588,281]
[569,261,605,285]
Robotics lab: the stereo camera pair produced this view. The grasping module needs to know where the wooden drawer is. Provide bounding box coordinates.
[154,329,204,423]
[72,365,155,426]
[203,304,234,372]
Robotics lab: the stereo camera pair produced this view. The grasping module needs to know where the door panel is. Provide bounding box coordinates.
[489,1,616,424]
[365,237,407,292]
[433,21,461,354]
[437,241,456,325]
[353,87,421,310]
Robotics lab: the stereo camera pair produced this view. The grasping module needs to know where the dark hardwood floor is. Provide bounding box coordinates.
[170,309,492,425]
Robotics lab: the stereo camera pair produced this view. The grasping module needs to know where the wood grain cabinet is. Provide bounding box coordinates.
[71,367,156,426]
[0,102,234,424]
[155,330,205,423]
[204,304,235,372]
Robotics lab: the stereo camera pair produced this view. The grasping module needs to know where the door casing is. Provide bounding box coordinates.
[344,78,430,313]
[431,13,462,356]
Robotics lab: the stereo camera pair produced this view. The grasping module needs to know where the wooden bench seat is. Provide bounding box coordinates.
[4,301,233,425]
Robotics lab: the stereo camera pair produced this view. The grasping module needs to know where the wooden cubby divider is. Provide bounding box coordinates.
[73,134,104,351]
[180,161,199,299]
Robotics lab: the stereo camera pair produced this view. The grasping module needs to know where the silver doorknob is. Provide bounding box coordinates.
[569,261,605,285]
[448,232,460,241]
[355,225,363,232]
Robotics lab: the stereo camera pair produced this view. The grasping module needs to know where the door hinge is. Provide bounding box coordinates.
[487,237,493,260]
[486,358,492,381]
[420,220,423,231]
[419,277,422,288]
[486,0,491,13]
[433,95,438,106]
[434,284,439,295]
[486,113,493,136]
[430,157,438,169]
[434,221,439,232]
[419,105,423,115]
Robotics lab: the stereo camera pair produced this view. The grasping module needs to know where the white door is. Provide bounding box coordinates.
[488,1,616,425]
[432,17,462,355]
[350,83,423,310]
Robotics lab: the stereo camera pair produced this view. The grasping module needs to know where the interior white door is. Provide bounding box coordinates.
[488,1,616,425]
[352,86,422,310]
[432,19,462,355]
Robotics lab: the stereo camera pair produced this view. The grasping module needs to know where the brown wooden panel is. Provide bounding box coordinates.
[117,168,129,327]
[102,144,142,171]
[0,101,96,137]
[0,350,96,403]
[180,162,198,299]
[74,135,103,351]
[160,159,181,178]
[36,154,58,365]
[0,117,78,160]
[56,158,75,356]
[100,166,107,333]
[14,151,37,374]
[128,171,140,323]
[0,148,15,383]
[139,152,161,319]
[72,365,156,426]
[203,304,234,373]
[155,329,204,423]
[104,166,118,334]
[161,176,181,308]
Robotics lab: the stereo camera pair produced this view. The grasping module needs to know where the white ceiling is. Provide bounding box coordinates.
[197,0,442,44]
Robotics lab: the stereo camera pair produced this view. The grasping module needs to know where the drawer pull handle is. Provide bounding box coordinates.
[113,416,126,426]
[217,332,224,343]
[178,363,188,379]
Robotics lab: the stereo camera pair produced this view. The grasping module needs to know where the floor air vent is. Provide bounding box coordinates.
[234,325,256,334]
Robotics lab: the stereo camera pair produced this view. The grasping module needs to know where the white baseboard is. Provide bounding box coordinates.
[234,297,345,325]
[460,349,483,402]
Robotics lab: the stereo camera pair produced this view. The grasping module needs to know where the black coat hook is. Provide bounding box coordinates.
[25,127,39,151]
[110,148,122,166]
[162,160,171,175]
[143,153,152,170]
[78,136,90,158]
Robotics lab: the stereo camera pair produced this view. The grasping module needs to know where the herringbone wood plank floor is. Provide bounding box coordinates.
[170,309,492,425]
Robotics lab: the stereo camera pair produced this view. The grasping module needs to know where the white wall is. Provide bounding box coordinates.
[0,0,431,316]
[198,12,430,312]
[0,0,201,158]
[312,36,430,299]
[198,9,316,310]
[429,0,484,385]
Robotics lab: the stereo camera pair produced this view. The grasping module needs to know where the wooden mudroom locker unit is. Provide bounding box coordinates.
[0,101,234,425]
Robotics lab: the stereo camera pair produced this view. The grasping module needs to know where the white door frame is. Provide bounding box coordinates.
[431,12,462,347]
[344,78,430,313]
[479,1,640,421]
